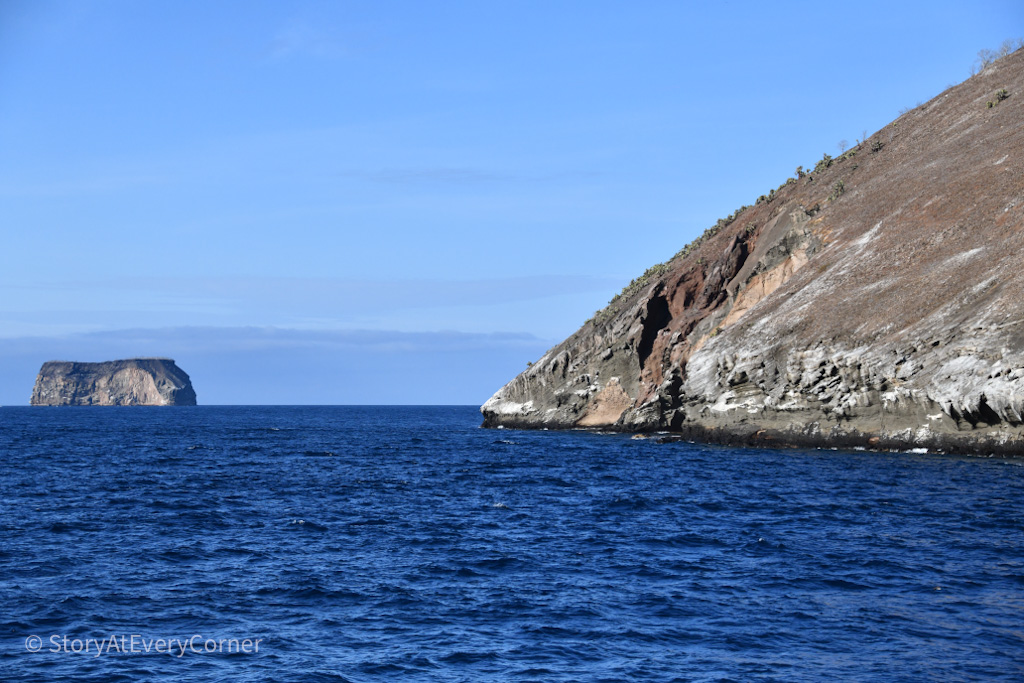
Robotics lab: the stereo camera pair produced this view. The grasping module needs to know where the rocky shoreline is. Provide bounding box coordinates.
[31,358,197,406]
[482,50,1024,455]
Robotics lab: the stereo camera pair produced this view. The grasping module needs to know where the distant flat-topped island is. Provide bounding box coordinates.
[30,358,197,406]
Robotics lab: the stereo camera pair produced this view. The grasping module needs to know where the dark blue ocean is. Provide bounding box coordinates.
[2,406,1023,681]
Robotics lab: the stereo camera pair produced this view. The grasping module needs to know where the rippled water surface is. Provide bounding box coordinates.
[2,406,1023,681]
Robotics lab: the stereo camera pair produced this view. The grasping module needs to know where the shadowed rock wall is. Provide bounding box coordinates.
[31,359,197,406]
[482,51,1024,455]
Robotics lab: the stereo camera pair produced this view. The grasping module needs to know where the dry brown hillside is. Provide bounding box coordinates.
[482,49,1024,455]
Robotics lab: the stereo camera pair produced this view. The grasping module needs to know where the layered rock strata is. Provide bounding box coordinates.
[31,359,197,406]
[482,51,1024,455]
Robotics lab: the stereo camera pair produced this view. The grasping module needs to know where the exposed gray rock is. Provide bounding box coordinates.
[482,50,1024,455]
[31,359,197,406]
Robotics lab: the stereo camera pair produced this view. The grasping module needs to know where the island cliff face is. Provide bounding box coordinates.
[483,50,1024,455]
[31,359,197,406]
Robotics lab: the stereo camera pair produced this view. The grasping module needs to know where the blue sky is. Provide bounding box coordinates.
[1,0,1021,404]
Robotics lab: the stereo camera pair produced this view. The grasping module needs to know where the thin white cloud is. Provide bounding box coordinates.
[0,326,552,404]
[5,274,621,317]
[0,325,546,354]
[0,273,621,343]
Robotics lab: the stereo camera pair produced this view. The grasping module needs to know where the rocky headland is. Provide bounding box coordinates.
[31,359,197,406]
[482,50,1024,455]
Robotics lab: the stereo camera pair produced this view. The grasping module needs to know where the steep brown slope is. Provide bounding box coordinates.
[482,51,1024,454]
[31,359,197,406]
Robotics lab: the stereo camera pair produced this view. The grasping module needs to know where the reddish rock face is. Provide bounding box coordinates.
[31,359,197,406]
[482,50,1024,455]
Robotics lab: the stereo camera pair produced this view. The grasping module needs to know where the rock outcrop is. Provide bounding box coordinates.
[482,50,1024,455]
[31,359,197,406]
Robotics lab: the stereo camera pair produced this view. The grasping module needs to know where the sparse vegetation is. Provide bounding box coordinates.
[609,262,673,305]
[983,89,1007,108]
[596,201,761,320]
[584,103,928,326]
[589,306,616,325]
[972,38,1023,75]
[579,48,1023,333]
[828,179,846,201]
[671,210,745,262]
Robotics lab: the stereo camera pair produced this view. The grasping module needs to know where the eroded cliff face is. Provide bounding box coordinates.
[31,359,197,406]
[482,51,1024,454]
